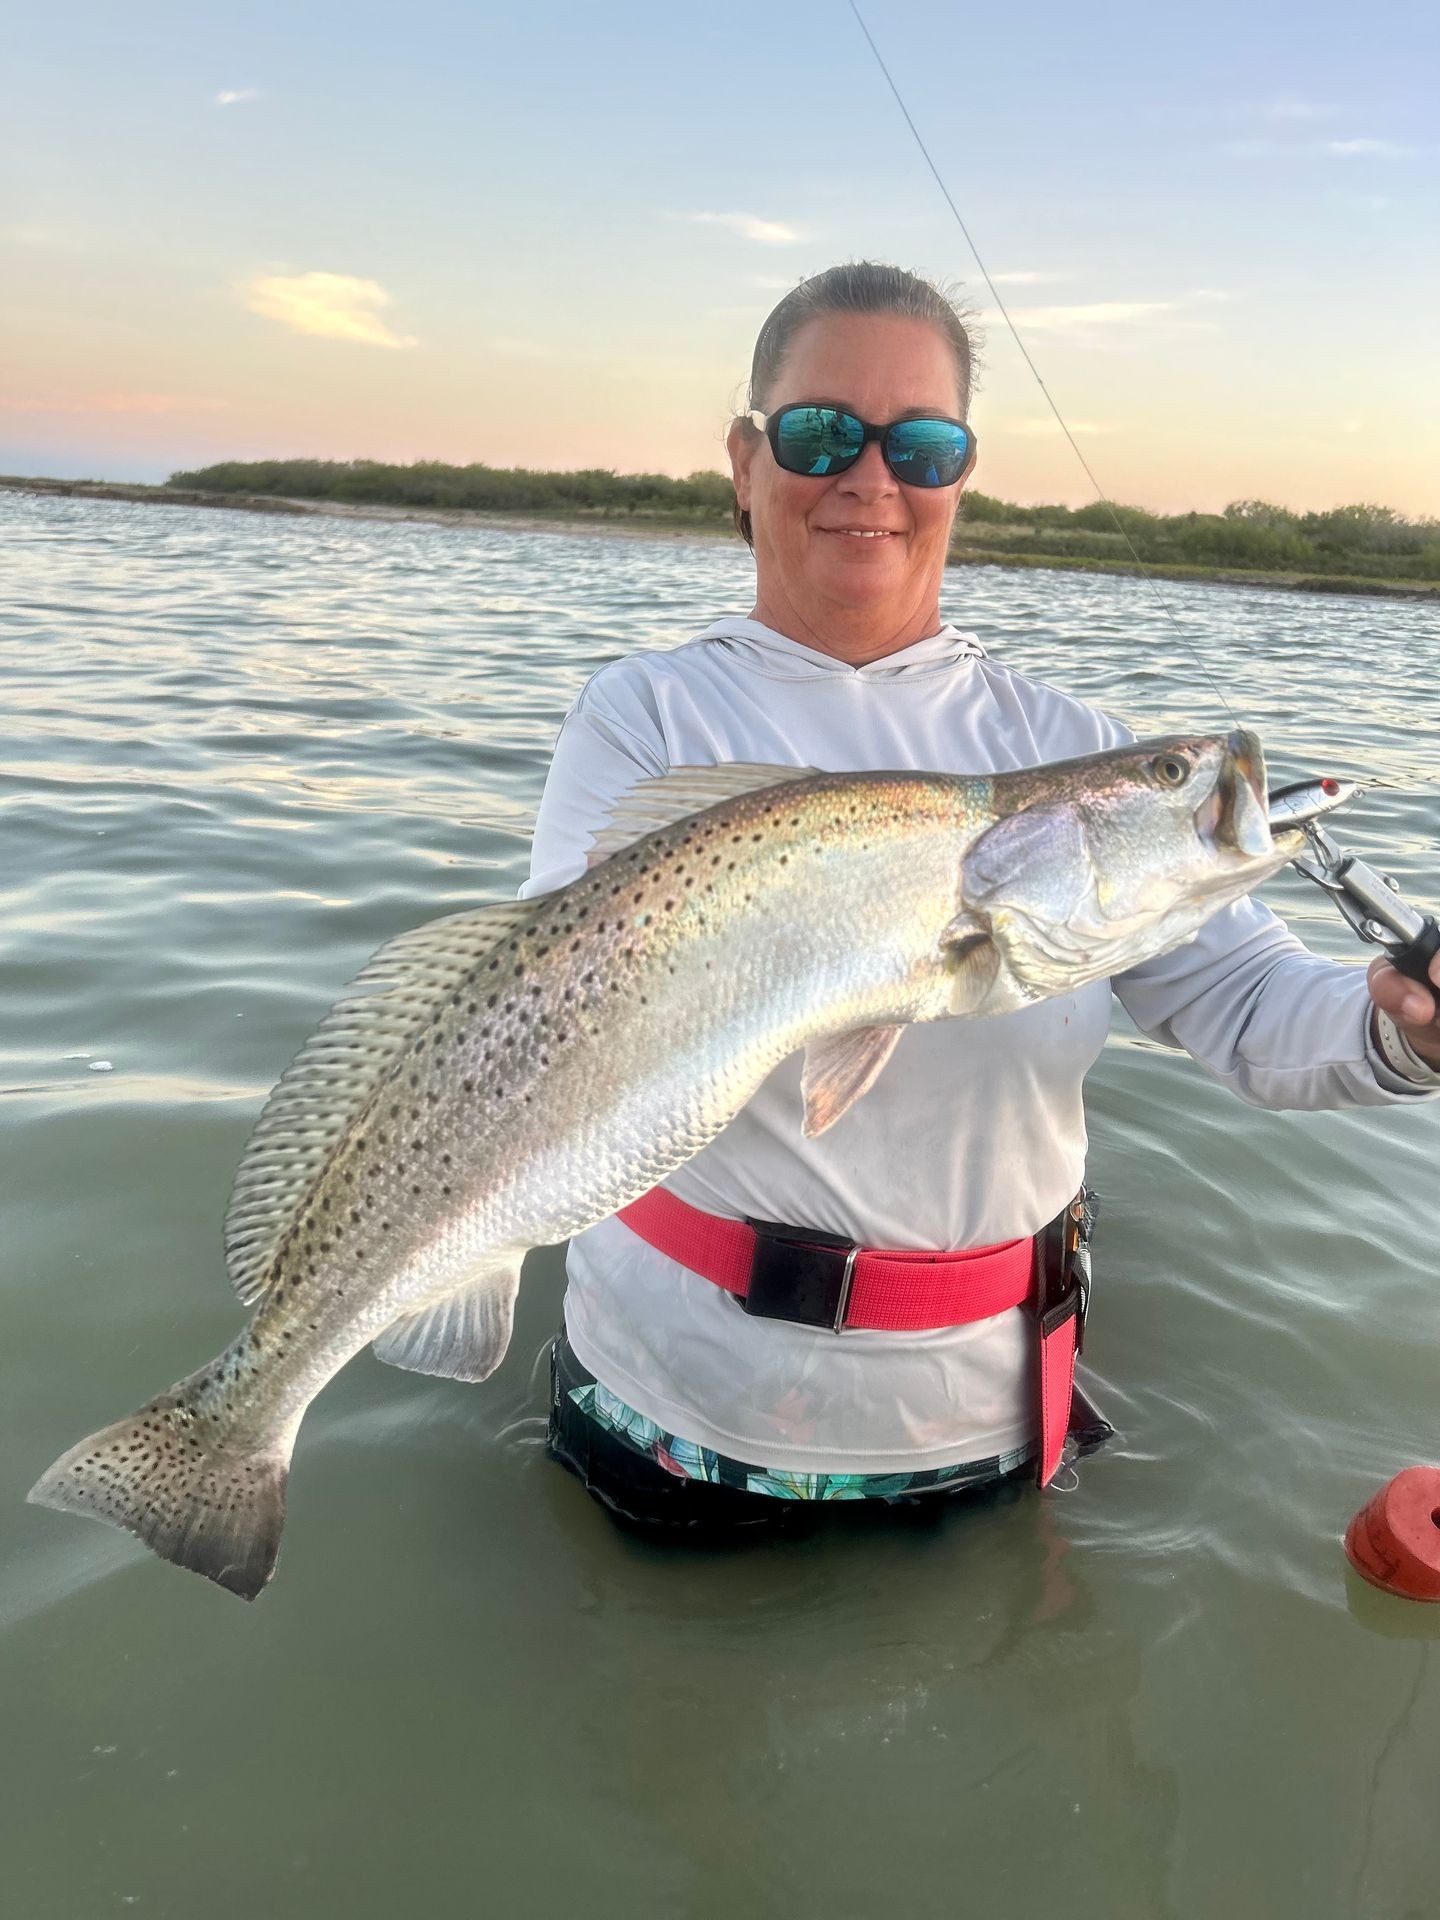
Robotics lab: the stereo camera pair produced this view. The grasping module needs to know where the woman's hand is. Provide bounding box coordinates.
[1368,952,1440,1070]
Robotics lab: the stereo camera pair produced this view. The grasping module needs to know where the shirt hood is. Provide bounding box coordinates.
[694,616,986,681]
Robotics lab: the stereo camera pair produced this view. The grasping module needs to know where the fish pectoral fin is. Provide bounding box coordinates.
[941,912,1001,1014]
[800,1025,905,1138]
[371,1260,523,1383]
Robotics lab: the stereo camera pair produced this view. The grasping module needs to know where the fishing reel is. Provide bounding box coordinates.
[1268,778,1440,987]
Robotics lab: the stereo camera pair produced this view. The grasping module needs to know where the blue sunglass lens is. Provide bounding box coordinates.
[773,406,865,476]
[885,419,970,487]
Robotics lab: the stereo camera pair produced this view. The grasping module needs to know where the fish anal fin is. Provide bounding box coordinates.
[371,1262,522,1383]
[801,1025,905,1138]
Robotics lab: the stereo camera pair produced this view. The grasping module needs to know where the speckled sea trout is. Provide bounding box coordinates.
[31,730,1302,1598]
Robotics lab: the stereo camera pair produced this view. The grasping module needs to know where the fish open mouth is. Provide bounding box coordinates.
[1194,728,1278,860]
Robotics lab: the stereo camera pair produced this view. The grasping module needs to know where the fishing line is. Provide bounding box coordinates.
[847,0,1242,728]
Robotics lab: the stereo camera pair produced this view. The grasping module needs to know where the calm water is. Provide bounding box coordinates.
[3,490,1439,1919]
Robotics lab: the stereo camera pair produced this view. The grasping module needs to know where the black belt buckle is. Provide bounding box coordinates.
[1035,1194,1090,1353]
[742,1217,859,1333]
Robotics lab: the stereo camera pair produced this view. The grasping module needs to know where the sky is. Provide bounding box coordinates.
[3,0,1437,515]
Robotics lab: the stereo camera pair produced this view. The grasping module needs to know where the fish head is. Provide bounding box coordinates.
[953,729,1302,1006]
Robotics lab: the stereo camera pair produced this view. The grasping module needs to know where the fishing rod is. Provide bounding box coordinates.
[846,2,1440,988]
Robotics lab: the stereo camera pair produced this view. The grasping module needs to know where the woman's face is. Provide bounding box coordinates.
[727,311,974,661]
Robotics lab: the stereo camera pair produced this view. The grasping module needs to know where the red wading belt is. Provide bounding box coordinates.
[615,1187,1088,1488]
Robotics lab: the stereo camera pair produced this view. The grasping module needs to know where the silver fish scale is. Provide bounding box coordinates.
[216,776,970,1431]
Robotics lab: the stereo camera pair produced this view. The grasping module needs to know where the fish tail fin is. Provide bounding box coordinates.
[27,1373,293,1602]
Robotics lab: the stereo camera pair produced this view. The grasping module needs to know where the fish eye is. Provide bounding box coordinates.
[1151,753,1190,788]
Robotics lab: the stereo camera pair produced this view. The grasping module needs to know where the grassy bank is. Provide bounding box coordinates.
[6,468,1438,603]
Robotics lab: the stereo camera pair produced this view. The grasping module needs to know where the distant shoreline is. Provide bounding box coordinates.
[5,474,1437,605]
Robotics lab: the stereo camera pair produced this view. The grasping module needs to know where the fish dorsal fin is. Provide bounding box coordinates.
[223,900,540,1306]
[587,762,821,867]
[801,1024,905,1137]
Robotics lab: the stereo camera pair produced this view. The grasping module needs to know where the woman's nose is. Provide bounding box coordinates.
[836,439,897,498]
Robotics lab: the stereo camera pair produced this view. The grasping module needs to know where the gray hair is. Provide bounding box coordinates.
[733,261,978,547]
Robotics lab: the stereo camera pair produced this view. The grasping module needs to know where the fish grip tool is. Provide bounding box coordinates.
[1271,777,1440,987]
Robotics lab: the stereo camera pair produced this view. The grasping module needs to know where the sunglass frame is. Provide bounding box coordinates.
[754,403,977,489]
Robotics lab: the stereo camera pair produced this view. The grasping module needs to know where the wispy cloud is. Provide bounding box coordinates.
[678,211,803,246]
[242,271,417,348]
[0,393,229,414]
[214,88,261,106]
[1263,95,1334,121]
[988,270,1071,286]
[1006,418,1114,437]
[1000,300,1178,334]
[487,336,557,360]
[1223,133,1420,160]
[0,223,69,249]
[1325,137,1411,157]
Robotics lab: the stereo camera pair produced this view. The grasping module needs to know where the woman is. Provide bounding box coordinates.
[523,262,1440,1533]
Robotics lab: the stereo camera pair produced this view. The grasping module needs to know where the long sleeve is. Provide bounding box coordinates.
[1115,896,1439,1108]
[520,670,669,899]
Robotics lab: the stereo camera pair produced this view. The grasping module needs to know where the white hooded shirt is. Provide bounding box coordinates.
[521,617,1434,1474]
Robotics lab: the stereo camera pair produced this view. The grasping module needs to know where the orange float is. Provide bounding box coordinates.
[1345,1467,1440,1602]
